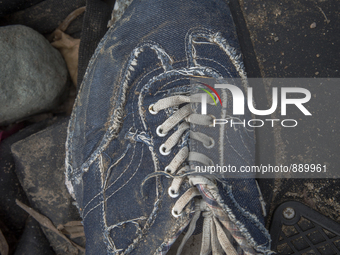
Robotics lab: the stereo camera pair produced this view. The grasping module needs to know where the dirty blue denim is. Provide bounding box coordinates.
[65,0,272,254]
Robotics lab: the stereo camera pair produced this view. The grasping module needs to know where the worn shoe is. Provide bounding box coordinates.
[65,0,272,254]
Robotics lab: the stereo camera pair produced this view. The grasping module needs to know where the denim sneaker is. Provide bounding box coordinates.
[65,0,272,254]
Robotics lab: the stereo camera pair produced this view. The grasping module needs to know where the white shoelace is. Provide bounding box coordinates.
[145,95,240,255]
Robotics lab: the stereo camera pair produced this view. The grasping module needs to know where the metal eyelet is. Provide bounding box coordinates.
[203,137,215,149]
[159,144,171,156]
[148,104,158,115]
[156,125,167,137]
[171,207,182,218]
[164,165,171,174]
[168,187,179,198]
[208,114,216,127]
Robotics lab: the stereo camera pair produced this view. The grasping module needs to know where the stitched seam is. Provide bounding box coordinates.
[82,144,132,214]
[83,145,143,220]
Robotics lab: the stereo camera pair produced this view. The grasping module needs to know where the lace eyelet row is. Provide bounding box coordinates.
[149,102,213,219]
[151,105,170,157]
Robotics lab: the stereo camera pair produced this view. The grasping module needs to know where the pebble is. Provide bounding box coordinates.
[310,22,316,29]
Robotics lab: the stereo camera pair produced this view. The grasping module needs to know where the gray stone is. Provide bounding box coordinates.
[0,25,68,125]
[12,118,85,255]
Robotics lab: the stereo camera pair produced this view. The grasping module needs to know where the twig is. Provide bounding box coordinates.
[16,199,85,253]
[57,6,86,32]
[0,229,9,255]
[317,6,330,24]
[58,221,85,239]
[48,6,86,42]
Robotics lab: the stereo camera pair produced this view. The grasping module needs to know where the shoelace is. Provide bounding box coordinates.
[143,95,251,255]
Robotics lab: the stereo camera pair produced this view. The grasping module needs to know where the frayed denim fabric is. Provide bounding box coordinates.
[65,0,272,254]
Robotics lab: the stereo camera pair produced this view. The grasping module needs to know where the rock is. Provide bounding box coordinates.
[11,118,85,255]
[0,118,58,245]
[0,25,68,125]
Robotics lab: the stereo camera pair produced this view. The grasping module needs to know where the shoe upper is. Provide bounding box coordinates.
[65,0,272,254]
